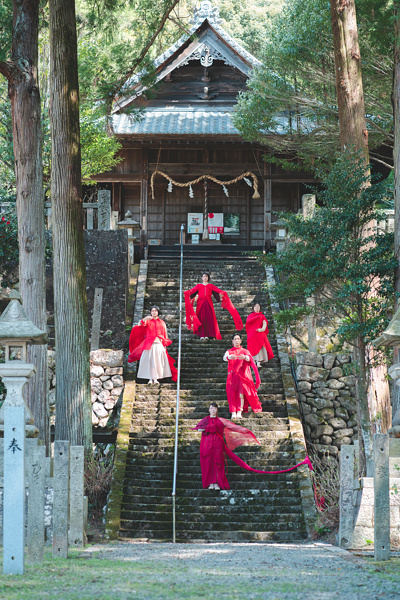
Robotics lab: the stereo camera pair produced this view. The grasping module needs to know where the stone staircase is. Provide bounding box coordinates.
[119,259,308,541]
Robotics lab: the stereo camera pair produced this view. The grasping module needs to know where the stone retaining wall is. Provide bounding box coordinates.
[90,350,124,427]
[48,349,125,429]
[295,351,358,457]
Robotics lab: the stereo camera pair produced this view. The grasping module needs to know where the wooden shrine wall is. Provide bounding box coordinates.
[100,140,315,247]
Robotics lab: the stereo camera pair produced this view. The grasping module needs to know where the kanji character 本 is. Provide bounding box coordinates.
[8,438,22,453]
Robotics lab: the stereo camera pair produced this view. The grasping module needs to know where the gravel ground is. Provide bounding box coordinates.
[80,541,400,600]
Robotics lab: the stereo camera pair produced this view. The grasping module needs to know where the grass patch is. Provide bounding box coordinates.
[365,557,400,585]
[0,547,330,600]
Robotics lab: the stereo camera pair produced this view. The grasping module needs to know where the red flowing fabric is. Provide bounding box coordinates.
[226,346,262,413]
[184,283,243,339]
[128,317,177,382]
[246,312,274,360]
[192,416,231,489]
[192,416,313,487]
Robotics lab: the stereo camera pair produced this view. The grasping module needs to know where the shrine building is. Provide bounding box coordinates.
[93,1,318,254]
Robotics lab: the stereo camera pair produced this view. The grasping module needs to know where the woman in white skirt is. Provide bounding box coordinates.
[128,306,177,384]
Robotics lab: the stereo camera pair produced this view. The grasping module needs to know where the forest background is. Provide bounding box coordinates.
[0,0,398,461]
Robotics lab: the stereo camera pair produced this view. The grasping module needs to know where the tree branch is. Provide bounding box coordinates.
[0,61,11,81]
[112,0,181,99]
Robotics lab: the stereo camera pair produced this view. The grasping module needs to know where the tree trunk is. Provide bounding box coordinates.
[330,0,369,163]
[394,5,400,303]
[391,4,400,432]
[354,338,372,476]
[0,1,48,450]
[331,1,393,460]
[49,0,92,451]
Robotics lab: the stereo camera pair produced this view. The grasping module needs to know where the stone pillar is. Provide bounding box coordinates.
[302,194,316,219]
[306,296,318,353]
[302,194,318,353]
[97,190,111,230]
[90,287,103,351]
[339,444,354,548]
[86,207,94,230]
[27,439,46,564]
[374,433,390,561]
[69,446,85,547]
[3,405,25,574]
[52,440,70,558]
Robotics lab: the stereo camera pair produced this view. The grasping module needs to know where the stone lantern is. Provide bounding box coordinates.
[117,210,141,265]
[270,218,288,253]
[0,290,48,437]
[374,305,400,437]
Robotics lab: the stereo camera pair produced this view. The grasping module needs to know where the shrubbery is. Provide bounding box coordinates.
[0,208,18,289]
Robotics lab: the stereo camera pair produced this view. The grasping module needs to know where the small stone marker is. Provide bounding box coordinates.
[86,207,94,230]
[339,444,354,549]
[69,446,85,547]
[3,405,25,575]
[90,287,103,351]
[97,190,111,230]
[52,440,70,558]
[374,433,390,561]
[26,439,46,564]
[111,210,119,230]
[302,194,316,219]
[84,496,89,531]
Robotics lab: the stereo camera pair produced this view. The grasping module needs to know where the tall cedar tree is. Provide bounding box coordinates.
[260,153,396,467]
[0,0,48,449]
[49,0,92,450]
[392,2,400,427]
[330,0,369,164]
[330,0,391,473]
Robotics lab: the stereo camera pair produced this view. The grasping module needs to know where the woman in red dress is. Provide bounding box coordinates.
[192,402,260,490]
[246,302,274,367]
[224,333,262,419]
[193,403,314,490]
[184,272,243,340]
[128,306,177,384]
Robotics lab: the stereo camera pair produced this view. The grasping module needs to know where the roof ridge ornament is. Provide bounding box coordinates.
[192,1,221,25]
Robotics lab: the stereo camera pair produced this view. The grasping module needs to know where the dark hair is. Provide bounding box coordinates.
[201,272,211,282]
[150,305,160,315]
[253,302,262,310]
[232,333,242,341]
[209,402,218,410]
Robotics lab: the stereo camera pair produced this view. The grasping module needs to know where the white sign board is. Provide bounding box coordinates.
[208,213,223,233]
[188,213,203,234]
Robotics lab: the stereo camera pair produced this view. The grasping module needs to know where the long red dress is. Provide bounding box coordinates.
[128,317,177,382]
[225,346,262,413]
[184,283,243,339]
[192,416,314,488]
[192,416,260,489]
[246,312,274,361]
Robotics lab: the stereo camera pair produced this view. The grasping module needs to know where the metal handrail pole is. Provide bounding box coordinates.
[172,224,184,543]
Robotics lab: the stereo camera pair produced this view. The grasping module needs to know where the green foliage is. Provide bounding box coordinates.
[0,0,12,63]
[258,151,397,358]
[233,0,393,172]
[0,207,18,289]
[0,77,15,196]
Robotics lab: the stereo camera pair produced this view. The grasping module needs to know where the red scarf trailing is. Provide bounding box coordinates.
[194,417,313,474]
[128,317,177,381]
[184,283,243,338]
[246,312,274,360]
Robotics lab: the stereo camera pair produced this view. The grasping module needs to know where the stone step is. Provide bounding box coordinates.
[128,475,301,487]
[120,495,302,509]
[119,519,306,533]
[120,510,304,525]
[126,442,295,454]
[115,258,307,543]
[119,529,307,542]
